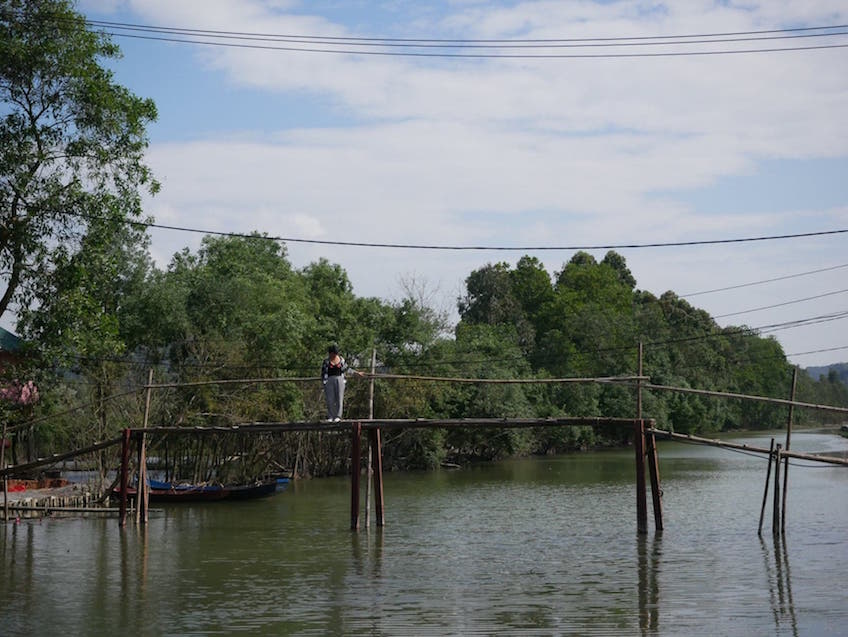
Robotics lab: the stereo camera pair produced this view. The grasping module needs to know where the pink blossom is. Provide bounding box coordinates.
[0,380,39,405]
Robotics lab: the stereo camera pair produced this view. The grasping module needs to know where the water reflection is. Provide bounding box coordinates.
[760,533,798,637]
[638,533,661,636]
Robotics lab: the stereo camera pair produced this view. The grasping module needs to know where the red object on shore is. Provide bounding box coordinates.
[6,478,69,491]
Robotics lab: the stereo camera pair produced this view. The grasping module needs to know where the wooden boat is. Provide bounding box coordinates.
[116,477,287,503]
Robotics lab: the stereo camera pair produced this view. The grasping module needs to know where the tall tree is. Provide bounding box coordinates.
[0,0,157,324]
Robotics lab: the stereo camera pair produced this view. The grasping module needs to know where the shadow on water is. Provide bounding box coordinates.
[637,533,662,636]
[760,533,799,637]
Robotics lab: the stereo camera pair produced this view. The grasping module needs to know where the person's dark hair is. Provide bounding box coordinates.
[328,344,339,354]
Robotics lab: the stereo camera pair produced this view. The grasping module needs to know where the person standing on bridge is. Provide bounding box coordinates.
[321,345,361,421]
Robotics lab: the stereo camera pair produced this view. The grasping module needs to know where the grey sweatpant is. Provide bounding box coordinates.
[324,375,345,420]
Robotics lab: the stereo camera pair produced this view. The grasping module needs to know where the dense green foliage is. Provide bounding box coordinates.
[1,0,157,329]
[8,235,848,477]
[2,2,845,479]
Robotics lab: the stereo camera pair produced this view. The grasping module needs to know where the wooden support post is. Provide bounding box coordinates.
[135,433,149,525]
[140,369,154,525]
[638,342,662,531]
[637,342,643,420]
[781,368,797,533]
[646,430,664,532]
[350,421,362,531]
[635,418,648,535]
[772,443,782,536]
[369,427,385,527]
[135,432,143,525]
[1,419,8,522]
[758,438,775,536]
[365,348,376,528]
[118,428,132,528]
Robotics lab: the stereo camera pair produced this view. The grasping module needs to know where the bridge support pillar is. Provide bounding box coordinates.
[118,428,131,528]
[635,419,648,535]
[350,421,362,530]
[369,428,385,527]
[646,429,663,532]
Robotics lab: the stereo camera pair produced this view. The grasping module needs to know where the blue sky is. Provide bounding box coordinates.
[75,0,848,366]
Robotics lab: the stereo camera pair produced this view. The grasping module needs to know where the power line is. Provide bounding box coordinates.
[787,345,848,358]
[682,263,848,297]
[100,30,848,59]
[59,210,848,251]
[713,287,848,319]
[22,11,847,57]
[73,18,848,44]
[76,19,848,49]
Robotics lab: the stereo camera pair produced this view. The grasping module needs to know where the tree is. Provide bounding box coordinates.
[0,0,158,324]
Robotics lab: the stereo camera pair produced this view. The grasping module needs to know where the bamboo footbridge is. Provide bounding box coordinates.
[2,355,848,535]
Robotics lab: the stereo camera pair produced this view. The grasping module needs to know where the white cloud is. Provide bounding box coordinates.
[105,0,848,364]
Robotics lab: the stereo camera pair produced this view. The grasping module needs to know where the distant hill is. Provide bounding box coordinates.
[805,362,848,383]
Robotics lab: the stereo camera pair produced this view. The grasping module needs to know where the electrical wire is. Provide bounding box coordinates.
[57,210,848,252]
[682,263,848,297]
[91,31,848,59]
[712,287,848,319]
[82,21,848,49]
[71,18,848,44]
[14,10,848,58]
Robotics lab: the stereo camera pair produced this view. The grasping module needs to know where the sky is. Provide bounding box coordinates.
[72,0,848,368]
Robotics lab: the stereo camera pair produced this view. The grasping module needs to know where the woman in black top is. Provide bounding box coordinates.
[321,345,360,421]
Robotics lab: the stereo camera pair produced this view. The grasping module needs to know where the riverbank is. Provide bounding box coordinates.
[1,481,102,519]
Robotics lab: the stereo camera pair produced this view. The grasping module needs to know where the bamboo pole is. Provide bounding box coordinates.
[637,342,643,420]
[369,427,385,527]
[635,419,648,535]
[772,444,782,536]
[646,432,664,532]
[365,348,376,529]
[647,428,848,466]
[135,432,143,525]
[141,373,648,390]
[638,343,663,531]
[758,438,775,536]
[1,419,8,522]
[350,421,362,531]
[0,436,124,478]
[645,383,848,415]
[781,368,797,533]
[140,369,154,525]
[119,428,132,528]
[134,416,647,436]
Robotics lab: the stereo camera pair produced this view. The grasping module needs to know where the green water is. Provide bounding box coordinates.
[2,431,847,636]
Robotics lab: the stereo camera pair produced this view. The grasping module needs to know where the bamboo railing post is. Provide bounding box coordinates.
[140,368,154,524]
[1,419,8,522]
[365,348,376,528]
[772,444,782,536]
[135,432,143,525]
[638,342,663,531]
[635,418,648,535]
[369,427,385,527]
[350,421,362,531]
[634,344,648,534]
[646,433,664,532]
[637,342,643,420]
[781,368,797,533]
[118,428,132,528]
[758,438,775,536]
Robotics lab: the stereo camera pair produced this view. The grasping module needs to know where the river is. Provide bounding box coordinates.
[2,430,846,636]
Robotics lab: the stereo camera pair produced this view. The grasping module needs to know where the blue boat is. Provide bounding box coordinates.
[119,477,288,502]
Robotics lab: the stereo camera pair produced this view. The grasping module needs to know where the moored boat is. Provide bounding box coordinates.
[115,478,285,503]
